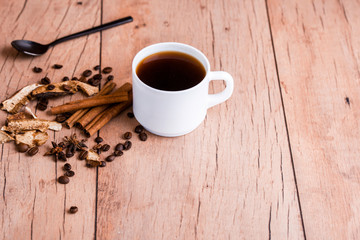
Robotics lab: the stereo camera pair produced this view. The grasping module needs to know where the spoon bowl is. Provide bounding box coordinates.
[11,40,49,56]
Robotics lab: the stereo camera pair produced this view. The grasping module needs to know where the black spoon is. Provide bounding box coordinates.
[11,16,133,56]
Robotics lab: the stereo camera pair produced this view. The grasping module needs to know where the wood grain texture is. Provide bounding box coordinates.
[97,0,304,239]
[0,0,100,239]
[267,0,360,239]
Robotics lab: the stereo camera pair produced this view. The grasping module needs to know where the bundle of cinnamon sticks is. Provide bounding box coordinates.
[50,81,132,137]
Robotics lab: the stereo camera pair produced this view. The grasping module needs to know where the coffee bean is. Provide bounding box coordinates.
[107,75,114,81]
[135,125,144,133]
[58,152,67,161]
[89,78,100,86]
[53,64,63,69]
[94,65,100,71]
[58,175,69,184]
[58,142,66,148]
[105,155,116,162]
[16,143,29,153]
[66,148,75,158]
[36,102,47,111]
[99,161,106,167]
[124,140,132,150]
[139,132,148,141]
[101,144,110,152]
[76,1,82,5]
[65,170,75,177]
[69,206,78,214]
[114,150,123,156]
[33,67,42,73]
[55,114,67,123]
[40,77,51,85]
[63,163,72,171]
[27,146,39,156]
[47,84,55,90]
[62,85,72,92]
[86,163,93,168]
[115,143,124,151]
[93,74,102,80]
[71,77,78,81]
[102,67,112,74]
[38,97,49,104]
[127,112,134,118]
[83,69,92,77]
[79,76,87,83]
[62,76,69,81]
[93,144,102,150]
[123,132,132,140]
[78,150,88,160]
[95,137,103,143]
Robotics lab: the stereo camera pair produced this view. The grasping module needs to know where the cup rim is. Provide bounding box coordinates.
[132,42,210,94]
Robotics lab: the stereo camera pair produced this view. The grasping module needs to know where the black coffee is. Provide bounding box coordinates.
[136,51,206,91]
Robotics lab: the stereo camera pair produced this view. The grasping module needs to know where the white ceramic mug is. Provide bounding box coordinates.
[132,42,234,137]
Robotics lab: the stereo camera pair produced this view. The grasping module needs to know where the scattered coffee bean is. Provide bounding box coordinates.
[47,84,55,90]
[83,69,92,77]
[33,67,42,73]
[16,143,29,153]
[79,76,87,83]
[40,76,51,85]
[99,161,106,167]
[114,150,123,156]
[36,102,47,111]
[77,1,82,5]
[93,73,102,80]
[78,150,88,160]
[102,67,112,74]
[93,144,102,150]
[107,75,114,81]
[71,77,78,81]
[105,155,116,162]
[94,65,100,71]
[124,132,132,140]
[58,175,70,184]
[27,146,39,156]
[38,97,49,105]
[58,151,67,161]
[62,76,69,81]
[135,125,144,133]
[95,137,103,143]
[101,144,110,152]
[86,163,93,168]
[127,112,134,118]
[53,64,63,69]
[139,132,148,141]
[124,140,132,150]
[55,114,67,123]
[88,78,100,86]
[65,170,75,177]
[62,85,72,92]
[66,144,75,158]
[69,206,78,214]
[63,163,72,171]
[115,143,124,151]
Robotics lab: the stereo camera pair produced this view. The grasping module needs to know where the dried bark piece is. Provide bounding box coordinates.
[15,130,49,147]
[1,83,42,114]
[31,80,99,99]
[85,149,101,167]
[0,130,14,143]
[3,119,62,133]
[6,111,35,121]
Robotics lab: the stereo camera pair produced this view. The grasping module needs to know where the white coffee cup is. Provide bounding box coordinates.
[132,42,234,137]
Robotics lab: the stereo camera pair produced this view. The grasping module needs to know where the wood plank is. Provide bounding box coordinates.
[97,0,304,239]
[0,0,100,239]
[267,0,360,239]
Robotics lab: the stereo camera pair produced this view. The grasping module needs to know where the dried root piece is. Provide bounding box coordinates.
[0,130,14,143]
[31,80,99,99]
[3,119,62,133]
[15,130,48,147]
[1,83,42,114]
[86,149,101,167]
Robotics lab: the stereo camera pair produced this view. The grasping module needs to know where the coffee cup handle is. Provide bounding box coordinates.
[207,71,234,109]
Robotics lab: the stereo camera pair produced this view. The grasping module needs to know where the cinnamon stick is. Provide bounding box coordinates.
[50,92,128,115]
[64,81,116,128]
[84,93,133,137]
[76,82,132,129]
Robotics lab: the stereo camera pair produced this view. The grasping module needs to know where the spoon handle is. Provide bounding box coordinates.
[49,16,133,47]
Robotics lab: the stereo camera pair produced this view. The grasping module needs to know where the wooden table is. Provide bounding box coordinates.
[1,0,359,239]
